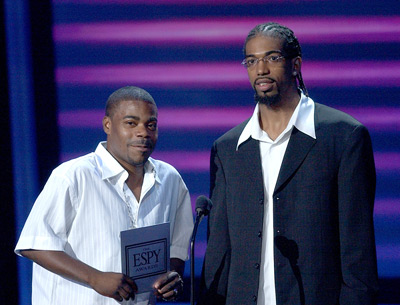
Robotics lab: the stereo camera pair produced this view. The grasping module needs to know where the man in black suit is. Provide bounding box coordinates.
[199,22,378,305]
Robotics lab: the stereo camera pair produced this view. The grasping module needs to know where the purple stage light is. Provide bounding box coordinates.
[151,151,210,171]
[56,63,245,87]
[55,61,400,87]
[58,107,252,129]
[338,107,400,131]
[374,199,400,216]
[373,152,400,172]
[376,245,400,260]
[151,151,400,173]
[60,150,400,173]
[59,107,400,131]
[53,17,400,45]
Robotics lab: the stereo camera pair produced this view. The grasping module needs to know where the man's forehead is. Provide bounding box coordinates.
[113,99,157,117]
[246,35,283,50]
[118,99,156,109]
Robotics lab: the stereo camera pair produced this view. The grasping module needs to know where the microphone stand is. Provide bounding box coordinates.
[190,212,203,305]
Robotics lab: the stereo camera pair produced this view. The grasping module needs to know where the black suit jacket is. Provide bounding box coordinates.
[199,103,378,305]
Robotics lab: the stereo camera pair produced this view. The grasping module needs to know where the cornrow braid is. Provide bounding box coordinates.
[244,22,309,97]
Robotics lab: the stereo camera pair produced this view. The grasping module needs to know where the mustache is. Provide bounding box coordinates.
[253,77,275,87]
[127,139,155,148]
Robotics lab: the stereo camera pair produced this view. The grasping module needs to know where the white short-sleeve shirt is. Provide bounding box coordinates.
[15,142,194,305]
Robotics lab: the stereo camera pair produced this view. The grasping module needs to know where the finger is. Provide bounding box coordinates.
[167,271,179,281]
[154,272,174,289]
[113,292,124,302]
[164,287,180,300]
[158,276,183,294]
[155,272,179,292]
[122,281,139,300]
[157,281,174,294]
[153,275,166,290]
[160,289,175,300]
[121,277,137,300]
[124,276,138,292]
[117,288,130,300]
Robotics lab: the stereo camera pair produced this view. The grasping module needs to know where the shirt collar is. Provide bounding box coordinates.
[236,92,315,150]
[95,142,161,185]
[146,157,161,185]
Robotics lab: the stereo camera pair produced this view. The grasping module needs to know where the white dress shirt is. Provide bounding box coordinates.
[237,93,316,305]
[15,142,194,305]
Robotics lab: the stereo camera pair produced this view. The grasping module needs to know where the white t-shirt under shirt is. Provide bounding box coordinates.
[15,142,194,305]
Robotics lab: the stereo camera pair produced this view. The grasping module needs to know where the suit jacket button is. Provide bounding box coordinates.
[254,263,260,269]
[257,231,262,237]
[252,295,257,302]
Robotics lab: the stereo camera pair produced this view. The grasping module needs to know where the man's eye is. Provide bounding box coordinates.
[268,55,279,62]
[246,59,256,65]
[148,123,157,130]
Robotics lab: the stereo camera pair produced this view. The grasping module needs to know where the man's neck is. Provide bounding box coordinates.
[126,167,145,202]
[258,93,300,141]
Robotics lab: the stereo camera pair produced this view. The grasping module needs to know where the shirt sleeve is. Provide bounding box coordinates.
[15,169,77,255]
[169,177,194,261]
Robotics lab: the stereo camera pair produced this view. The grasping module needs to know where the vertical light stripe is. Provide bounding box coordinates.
[4,0,38,304]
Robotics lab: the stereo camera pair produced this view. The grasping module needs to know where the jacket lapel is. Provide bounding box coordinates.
[274,127,316,193]
[236,137,264,193]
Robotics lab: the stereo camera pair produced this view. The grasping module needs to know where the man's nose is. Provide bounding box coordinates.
[136,124,149,137]
[256,58,270,75]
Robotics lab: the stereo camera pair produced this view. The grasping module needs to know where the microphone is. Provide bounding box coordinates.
[195,195,212,217]
[190,195,212,305]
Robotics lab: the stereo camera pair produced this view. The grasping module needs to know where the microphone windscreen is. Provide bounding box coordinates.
[195,195,212,216]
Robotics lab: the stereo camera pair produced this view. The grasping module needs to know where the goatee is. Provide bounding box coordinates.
[254,92,281,106]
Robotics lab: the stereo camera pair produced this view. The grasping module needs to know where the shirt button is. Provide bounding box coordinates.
[254,263,260,269]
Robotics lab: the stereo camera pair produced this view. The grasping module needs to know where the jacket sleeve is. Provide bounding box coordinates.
[338,124,379,304]
[198,142,230,305]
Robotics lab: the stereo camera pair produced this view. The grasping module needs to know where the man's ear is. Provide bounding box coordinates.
[292,56,302,76]
[103,116,111,135]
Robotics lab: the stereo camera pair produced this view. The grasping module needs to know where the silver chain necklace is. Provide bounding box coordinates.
[123,184,136,229]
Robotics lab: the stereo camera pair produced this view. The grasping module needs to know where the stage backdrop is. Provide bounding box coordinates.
[15,0,400,304]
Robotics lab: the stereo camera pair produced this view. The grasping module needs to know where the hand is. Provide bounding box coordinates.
[90,271,138,302]
[19,250,138,302]
[153,271,184,301]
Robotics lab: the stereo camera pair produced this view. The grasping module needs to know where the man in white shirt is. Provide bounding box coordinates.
[199,22,378,305]
[15,86,194,305]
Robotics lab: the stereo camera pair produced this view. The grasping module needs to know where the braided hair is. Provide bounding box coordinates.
[244,22,309,97]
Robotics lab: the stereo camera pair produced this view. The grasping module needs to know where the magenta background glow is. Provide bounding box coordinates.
[53,17,400,45]
[56,61,400,87]
[58,107,400,131]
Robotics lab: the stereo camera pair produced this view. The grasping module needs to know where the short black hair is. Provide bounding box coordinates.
[105,86,156,117]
